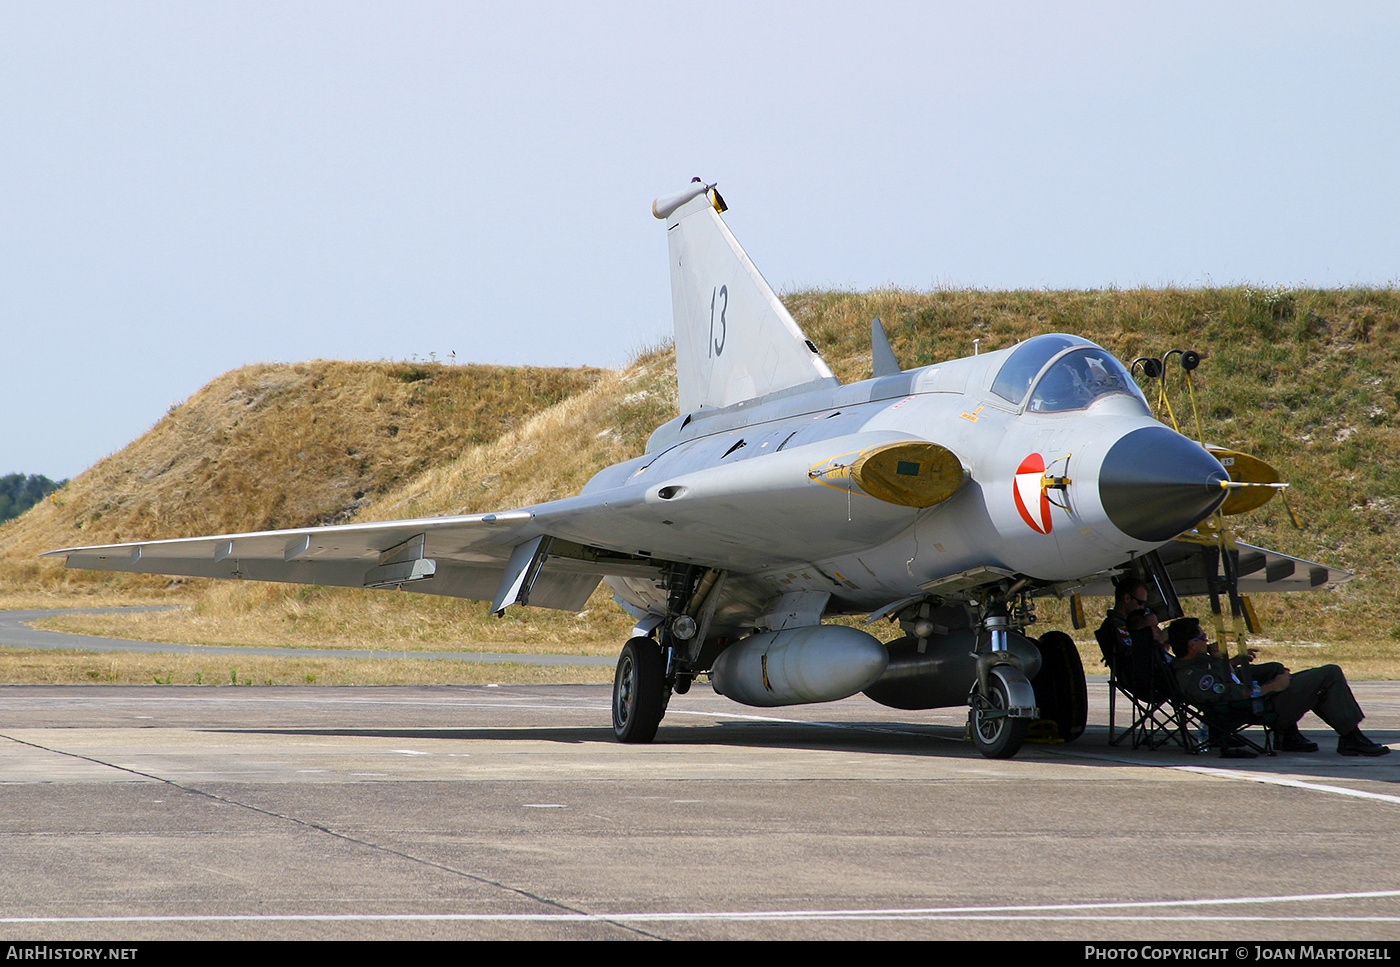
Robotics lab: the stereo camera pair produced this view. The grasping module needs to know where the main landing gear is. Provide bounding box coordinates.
[612,636,667,743]
[611,565,716,743]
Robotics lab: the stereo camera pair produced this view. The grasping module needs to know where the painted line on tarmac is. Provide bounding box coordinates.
[1172,765,1400,807]
[1044,746,1400,807]
[8,916,1400,924]
[2,890,1400,929]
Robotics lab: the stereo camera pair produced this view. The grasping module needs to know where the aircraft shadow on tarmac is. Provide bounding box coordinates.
[206,722,968,756]
[204,723,1399,774]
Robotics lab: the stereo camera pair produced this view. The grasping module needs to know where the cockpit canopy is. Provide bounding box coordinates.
[990,334,1149,413]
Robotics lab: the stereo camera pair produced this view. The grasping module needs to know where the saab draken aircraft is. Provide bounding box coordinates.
[46,179,1348,759]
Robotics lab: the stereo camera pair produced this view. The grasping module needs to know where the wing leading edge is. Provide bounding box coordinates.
[44,505,657,616]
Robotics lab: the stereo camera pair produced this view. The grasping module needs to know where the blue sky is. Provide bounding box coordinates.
[3,1,1397,479]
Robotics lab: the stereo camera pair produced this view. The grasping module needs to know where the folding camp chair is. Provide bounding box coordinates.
[1170,655,1277,758]
[1098,625,1204,752]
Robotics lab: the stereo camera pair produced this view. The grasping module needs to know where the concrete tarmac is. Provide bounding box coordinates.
[2,679,1399,941]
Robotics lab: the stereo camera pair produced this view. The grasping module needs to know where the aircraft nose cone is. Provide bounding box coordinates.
[1098,426,1228,542]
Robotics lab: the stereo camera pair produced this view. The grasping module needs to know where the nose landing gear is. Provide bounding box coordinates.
[969,675,1030,759]
[966,599,1040,759]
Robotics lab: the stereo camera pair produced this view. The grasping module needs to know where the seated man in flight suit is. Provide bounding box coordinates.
[1097,578,1150,671]
[1099,579,1147,643]
[1166,618,1390,757]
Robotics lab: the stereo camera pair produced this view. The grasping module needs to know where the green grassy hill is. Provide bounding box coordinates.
[4,287,1397,680]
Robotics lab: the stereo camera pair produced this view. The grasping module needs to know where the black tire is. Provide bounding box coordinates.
[613,637,666,743]
[1031,631,1088,742]
[970,676,1029,759]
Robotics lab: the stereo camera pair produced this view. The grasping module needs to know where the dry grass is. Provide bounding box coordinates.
[3,289,1398,683]
[377,348,677,519]
[0,648,612,686]
[33,582,633,656]
[0,590,174,610]
[0,351,672,667]
[0,359,605,595]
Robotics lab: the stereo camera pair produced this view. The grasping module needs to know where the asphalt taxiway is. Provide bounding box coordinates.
[2,680,1399,941]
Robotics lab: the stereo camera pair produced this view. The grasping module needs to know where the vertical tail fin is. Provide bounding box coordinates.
[654,182,838,414]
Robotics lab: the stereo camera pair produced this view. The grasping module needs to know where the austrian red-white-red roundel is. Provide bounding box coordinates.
[1013,453,1052,534]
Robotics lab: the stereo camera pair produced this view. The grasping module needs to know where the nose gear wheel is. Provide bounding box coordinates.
[969,677,1029,759]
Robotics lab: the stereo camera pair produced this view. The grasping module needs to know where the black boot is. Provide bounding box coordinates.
[1276,725,1319,753]
[1338,729,1391,757]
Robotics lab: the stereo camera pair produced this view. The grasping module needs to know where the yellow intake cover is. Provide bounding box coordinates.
[1208,446,1281,515]
[850,442,967,508]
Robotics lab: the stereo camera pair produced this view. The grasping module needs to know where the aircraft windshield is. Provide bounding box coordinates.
[1027,348,1147,413]
[990,334,1091,404]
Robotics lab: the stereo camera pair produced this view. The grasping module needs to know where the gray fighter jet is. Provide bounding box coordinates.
[46,180,1346,758]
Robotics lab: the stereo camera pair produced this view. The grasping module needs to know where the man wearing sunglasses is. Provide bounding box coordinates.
[1100,579,1150,649]
[1167,617,1389,757]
